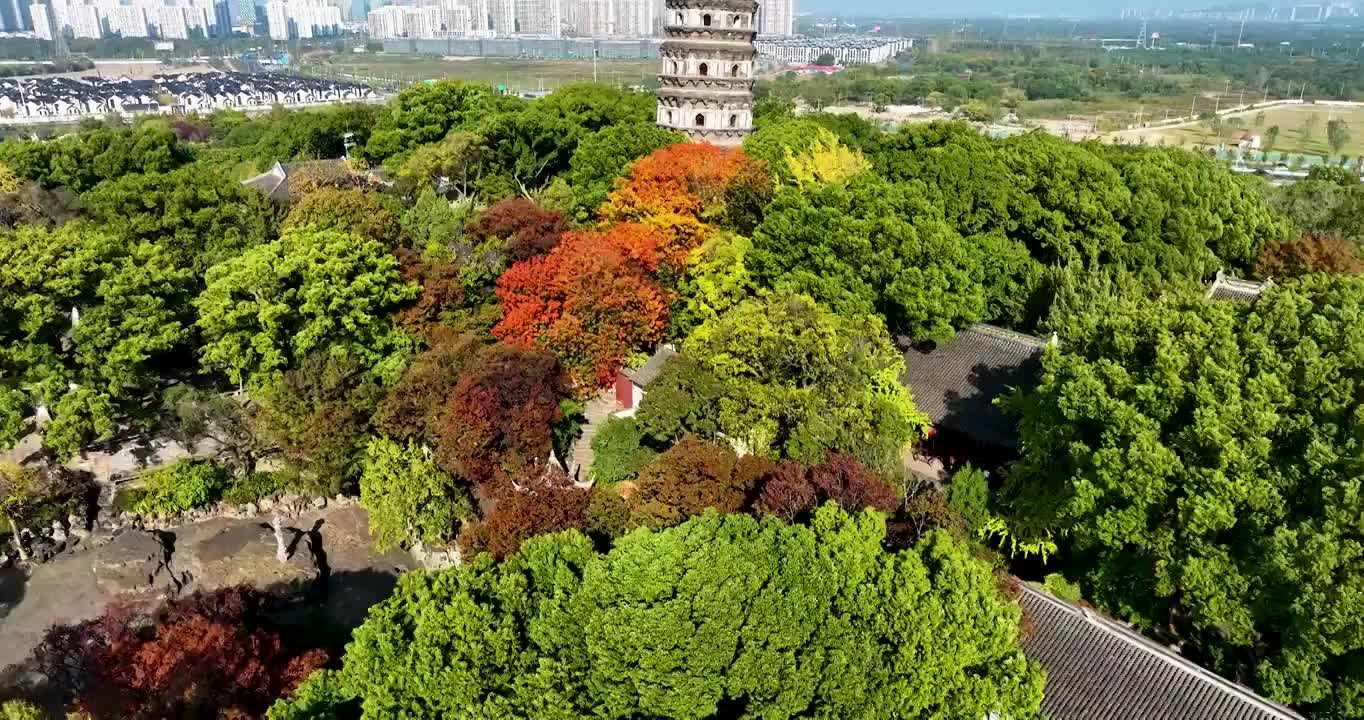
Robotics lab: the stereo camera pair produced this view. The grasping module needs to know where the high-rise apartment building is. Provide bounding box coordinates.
[265,0,287,37]
[29,2,51,37]
[512,0,558,35]
[489,0,512,33]
[69,3,99,35]
[755,0,790,35]
[0,0,27,31]
[153,6,189,37]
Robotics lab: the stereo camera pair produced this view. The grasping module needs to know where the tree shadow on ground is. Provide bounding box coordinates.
[0,567,25,623]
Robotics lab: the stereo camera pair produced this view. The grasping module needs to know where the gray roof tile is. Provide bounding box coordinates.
[1021,585,1303,720]
[900,324,1046,448]
[624,345,678,387]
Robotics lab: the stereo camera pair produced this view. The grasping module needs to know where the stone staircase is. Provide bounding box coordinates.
[568,392,618,483]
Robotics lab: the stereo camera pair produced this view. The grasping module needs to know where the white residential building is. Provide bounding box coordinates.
[756,0,790,35]
[512,0,558,35]
[366,3,401,35]
[28,2,51,37]
[489,0,512,33]
[106,4,147,35]
[153,6,188,37]
[265,0,288,37]
[69,4,100,37]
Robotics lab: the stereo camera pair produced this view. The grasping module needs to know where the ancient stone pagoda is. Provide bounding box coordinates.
[656,0,757,145]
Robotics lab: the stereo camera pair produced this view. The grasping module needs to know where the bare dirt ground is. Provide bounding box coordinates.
[7,62,216,80]
[0,504,410,672]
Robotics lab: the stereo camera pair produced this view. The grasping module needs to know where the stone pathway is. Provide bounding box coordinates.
[568,392,617,483]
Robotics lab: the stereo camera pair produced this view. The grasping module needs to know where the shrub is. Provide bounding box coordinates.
[588,417,657,485]
[131,459,230,517]
[947,464,991,534]
[1,701,43,720]
[1041,573,1084,603]
[221,471,292,505]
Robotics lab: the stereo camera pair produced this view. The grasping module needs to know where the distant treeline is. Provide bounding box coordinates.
[0,57,94,78]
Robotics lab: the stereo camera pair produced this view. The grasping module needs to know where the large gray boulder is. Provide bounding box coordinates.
[91,530,180,596]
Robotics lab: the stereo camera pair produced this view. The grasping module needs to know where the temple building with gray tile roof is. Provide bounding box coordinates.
[1021,584,1303,720]
[901,324,1051,452]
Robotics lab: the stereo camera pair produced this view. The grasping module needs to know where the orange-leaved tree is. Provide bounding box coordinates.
[494,226,669,389]
[600,143,770,270]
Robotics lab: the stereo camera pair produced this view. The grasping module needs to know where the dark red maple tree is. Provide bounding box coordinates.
[434,343,571,492]
[35,587,327,720]
[464,197,567,261]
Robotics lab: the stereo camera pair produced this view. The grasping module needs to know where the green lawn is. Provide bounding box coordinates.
[304,53,658,94]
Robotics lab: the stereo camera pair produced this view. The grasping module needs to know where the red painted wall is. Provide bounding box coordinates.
[614,370,634,408]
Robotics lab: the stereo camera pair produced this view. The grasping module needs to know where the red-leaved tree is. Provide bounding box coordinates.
[393,246,466,339]
[629,437,753,527]
[35,587,327,720]
[458,466,590,559]
[494,229,669,388]
[465,197,567,261]
[374,327,488,443]
[435,343,571,492]
[754,452,899,521]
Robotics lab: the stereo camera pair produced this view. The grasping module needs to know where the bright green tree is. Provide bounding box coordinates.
[195,228,417,386]
[750,178,986,341]
[391,130,490,198]
[742,118,825,186]
[82,163,280,273]
[1003,274,1364,718]
[588,417,657,485]
[359,437,474,551]
[669,231,756,336]
[0,223,193,458]
[362,80,497,164]
[1100,145,1290,282]
[276,508,1044,719]
[668,293,927,468]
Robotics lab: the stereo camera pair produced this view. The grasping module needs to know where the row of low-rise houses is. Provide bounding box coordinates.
[755,34,911,66]
[0,71,375,120]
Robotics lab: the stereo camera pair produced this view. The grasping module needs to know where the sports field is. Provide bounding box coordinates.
[1109,103,1364,159]
[303,53,658,94]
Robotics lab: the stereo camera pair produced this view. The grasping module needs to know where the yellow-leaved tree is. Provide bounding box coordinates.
[783,127,870,189]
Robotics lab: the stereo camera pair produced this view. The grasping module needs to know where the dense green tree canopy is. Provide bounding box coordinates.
[274,507,1044,720]
[751,178,986,340]
[363,80,497,164]
[0,123,191,192]
[1269,166,1364,242]
[0,222,193,457]
[639,293,926,469]
[1101,145,1288,281]
[83,164,279,273]
[195,228,416,386]
[1003,275,1364,718]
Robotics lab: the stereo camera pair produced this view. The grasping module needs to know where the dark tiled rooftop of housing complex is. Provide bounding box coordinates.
[1021,585,1303,720]
[0,70,368,107]
[900,324,1047,448]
